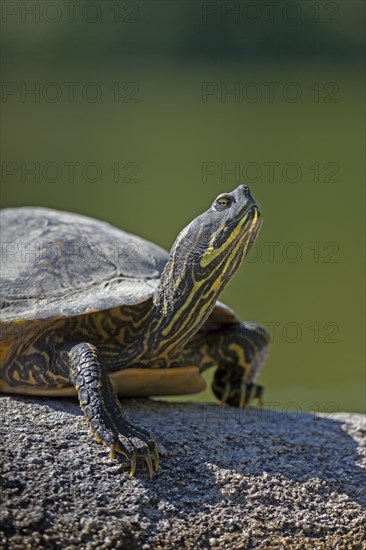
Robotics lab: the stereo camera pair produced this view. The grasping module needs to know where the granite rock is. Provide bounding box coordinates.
[0,396,365,549]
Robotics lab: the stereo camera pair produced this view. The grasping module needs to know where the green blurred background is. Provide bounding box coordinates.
[1,1,365,413]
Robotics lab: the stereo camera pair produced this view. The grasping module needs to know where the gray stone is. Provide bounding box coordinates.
[0,396,365,549]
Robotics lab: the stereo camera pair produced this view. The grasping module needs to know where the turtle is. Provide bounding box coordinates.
[0,184,270,477]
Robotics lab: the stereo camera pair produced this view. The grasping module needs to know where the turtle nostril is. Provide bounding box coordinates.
[239,184,251,198]
[239,184,249,194]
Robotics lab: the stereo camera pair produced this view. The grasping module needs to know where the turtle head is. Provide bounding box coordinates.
[155,184,262,321]
[188,184,261,271]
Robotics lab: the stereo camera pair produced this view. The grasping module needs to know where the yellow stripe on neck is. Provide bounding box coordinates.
[200,211,254,268]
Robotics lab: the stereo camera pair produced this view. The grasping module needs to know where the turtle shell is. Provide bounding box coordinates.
[0,207,168,323]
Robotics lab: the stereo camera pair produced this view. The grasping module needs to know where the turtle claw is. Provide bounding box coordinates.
[110,442,116,460]
[141,442,159,478]
[106,434,159,478]
[215,375,264,409]
[153,443,159,472]
[239,382,254,409]
[115,436,158,478]
[129,453,137,477]
[145,453,154,479]
[90,417,158,477]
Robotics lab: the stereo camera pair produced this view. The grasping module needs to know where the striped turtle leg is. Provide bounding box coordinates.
[207,322,270,408]
[51,342,158,477]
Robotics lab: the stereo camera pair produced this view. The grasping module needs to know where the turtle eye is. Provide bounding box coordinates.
[214,195,235,211]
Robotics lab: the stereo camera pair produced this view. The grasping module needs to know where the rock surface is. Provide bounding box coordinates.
[0,395,365,549]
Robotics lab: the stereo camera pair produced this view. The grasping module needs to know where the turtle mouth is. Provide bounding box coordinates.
[226,204,260,229]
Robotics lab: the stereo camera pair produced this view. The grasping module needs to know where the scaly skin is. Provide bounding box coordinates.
[52,342,158,477]
[180,321,270,407]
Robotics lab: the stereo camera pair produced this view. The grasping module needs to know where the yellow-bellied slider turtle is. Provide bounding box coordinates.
[0,185,270,477]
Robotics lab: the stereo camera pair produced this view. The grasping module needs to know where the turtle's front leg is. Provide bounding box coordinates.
[206,322,270,408]
[51,342,158,477]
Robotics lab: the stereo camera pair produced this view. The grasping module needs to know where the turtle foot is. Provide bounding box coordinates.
[212,364,264,408]
[53,341,160,478]
[90,411,159,478]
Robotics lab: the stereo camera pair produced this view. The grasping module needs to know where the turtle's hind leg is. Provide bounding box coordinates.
[205,322,270,408]
[51,342,158,477]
